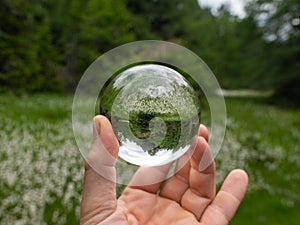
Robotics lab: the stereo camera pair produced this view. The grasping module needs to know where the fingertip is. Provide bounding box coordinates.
[94,115,119,158]
[87,115,120,174]
[191,136,214,172]
[93,115,102,138]
[93,115,111,135]
[194,136,209,157]
[228,169,249,189]
[198,137,215,173]
[198,124,209,142]
[222,169,249,202]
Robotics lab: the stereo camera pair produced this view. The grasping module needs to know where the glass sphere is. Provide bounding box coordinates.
[99,64,201,166]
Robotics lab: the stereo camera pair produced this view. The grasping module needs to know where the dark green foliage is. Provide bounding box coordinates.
[128,110,183,155]
[103,109,198,157]
[0,0,299,105]
[244,0,300,105]
[129,111,156,140]
[271,75,300,107]
[77,0,135,78]
[0,0,63,94]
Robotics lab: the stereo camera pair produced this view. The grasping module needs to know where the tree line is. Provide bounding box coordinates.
[0,0,299,104]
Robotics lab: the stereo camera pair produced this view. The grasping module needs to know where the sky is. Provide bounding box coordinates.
[198,0,248,18]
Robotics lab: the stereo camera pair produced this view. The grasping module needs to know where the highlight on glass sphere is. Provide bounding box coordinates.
[99,63,201,167]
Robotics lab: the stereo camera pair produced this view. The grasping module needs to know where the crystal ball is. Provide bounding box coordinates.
[99,64,201,166]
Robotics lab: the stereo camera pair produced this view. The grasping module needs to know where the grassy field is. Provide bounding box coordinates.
[0,95,299,224]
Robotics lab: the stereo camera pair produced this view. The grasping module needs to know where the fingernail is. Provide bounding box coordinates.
[93,117,101,138]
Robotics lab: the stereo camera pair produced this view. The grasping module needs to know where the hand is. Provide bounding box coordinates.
[80,115,248,225]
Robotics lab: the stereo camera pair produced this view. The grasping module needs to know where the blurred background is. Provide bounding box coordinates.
[0,0,299,224]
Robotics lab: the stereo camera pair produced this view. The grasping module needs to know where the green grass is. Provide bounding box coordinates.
[0,95,299,224]
[223,98,300,225]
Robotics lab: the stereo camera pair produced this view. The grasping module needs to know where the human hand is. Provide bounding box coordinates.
[80,115,248,225]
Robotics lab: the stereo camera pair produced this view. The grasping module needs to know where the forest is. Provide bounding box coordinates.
[0,0,299,105]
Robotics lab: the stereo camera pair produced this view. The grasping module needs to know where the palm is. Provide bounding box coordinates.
[80,116,248,225]
[117,189,207,224]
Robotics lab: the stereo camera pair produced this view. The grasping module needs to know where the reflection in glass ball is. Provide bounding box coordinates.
[99,64,201,166]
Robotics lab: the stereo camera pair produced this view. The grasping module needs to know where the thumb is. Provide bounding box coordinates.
[80,115,119,224]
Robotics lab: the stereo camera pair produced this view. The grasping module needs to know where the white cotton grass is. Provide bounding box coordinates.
[0,97,83,224]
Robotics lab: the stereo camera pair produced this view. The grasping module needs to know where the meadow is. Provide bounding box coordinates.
[0,95,299,224]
